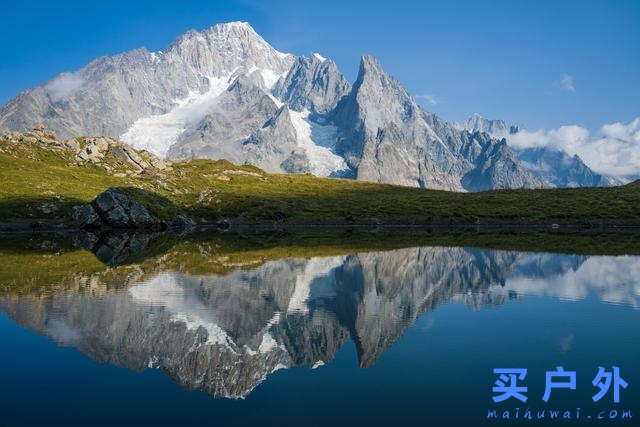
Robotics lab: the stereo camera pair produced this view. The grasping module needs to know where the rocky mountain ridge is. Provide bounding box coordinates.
[460,113,617,188]
[0,22,547,191]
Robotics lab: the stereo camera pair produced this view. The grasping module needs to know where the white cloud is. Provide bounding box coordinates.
[415,94,438,105]
[504,255,640,308]
[44,72,85,102]
[507,117,640,178]
[560,74,575,92]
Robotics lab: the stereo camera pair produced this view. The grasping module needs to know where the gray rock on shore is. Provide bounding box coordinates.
[73,188,164,229]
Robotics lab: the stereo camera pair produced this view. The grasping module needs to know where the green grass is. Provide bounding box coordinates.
[2,137,640,222]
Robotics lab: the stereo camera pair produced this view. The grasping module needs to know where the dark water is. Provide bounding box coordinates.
[1,242,639,426]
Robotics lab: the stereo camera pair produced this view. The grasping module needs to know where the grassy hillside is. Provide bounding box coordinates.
[1,133,640,224]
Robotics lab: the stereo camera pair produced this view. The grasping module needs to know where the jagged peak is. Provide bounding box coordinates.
[205,21,261,38]
[290,53,334,68]
[212,21,253,30]
[358,54,384,76]
[466,113,507,124]
[356,55,390,85]
[171,22,256,46]
[168,21,290,59]
[352,54,414,107]
[312,53,327,62]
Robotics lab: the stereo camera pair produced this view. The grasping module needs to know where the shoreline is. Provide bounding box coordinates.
[3,216,640,235]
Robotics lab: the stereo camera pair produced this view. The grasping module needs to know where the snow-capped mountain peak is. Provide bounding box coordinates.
[0,22,553,191]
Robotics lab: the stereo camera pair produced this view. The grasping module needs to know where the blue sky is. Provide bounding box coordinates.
[1,0,638,131]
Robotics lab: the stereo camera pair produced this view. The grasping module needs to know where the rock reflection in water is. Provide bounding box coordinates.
[1,245,639,399]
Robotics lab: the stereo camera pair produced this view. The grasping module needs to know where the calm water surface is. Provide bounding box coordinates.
[1,242,639,425]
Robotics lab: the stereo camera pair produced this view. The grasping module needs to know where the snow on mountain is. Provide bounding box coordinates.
[0,22,552,191]
[129,272,237,347]
[313,53,327,62]
[288,109,348,176]
[121,74,236,157]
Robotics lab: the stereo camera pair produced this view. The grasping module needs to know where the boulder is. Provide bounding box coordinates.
[93,188,161,229]
[73,230,158,266]
[73,188,164,229]
[75,137,111,163]
[72,204,102,228]
[71,230,101,251]
[216,218,231,230]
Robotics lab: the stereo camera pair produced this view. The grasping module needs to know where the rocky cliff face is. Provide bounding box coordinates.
[332,56,545,190]
[273,54,351,114]
[0,22,546,190]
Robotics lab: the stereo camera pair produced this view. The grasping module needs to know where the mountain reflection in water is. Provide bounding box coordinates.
[1,243,639,399]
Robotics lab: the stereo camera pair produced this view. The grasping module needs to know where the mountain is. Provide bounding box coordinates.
[461,113,617,188]
[0,22,293,156]
[0,21,545,191]
[459,113,519,139]
[516,147,616,187]
[273,53,351,115]
[331,56,544,190]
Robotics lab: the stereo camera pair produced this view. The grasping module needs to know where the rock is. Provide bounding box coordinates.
[108,146,141,170]
[94,190,121,213]
[62,138,80,151]
[122,146,149,169]
[273,54,351,114]
[149,156,168,170]
[168,215,196,231]
[38,202,58,214]
[72,231,100,251]
[71,230,159,266]
[72,204,102,228]
[222,169,262,177]
[108,145,155,173]
[216,218,231,230]
[86,188,163,229]
[102,205,131,227]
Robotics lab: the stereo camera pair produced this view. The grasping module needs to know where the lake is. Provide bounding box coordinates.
[0,232,638,425]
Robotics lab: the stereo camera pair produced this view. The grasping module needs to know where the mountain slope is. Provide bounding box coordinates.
[332,56,545,190]
[0,22,293,146]
[0,22,550,191]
